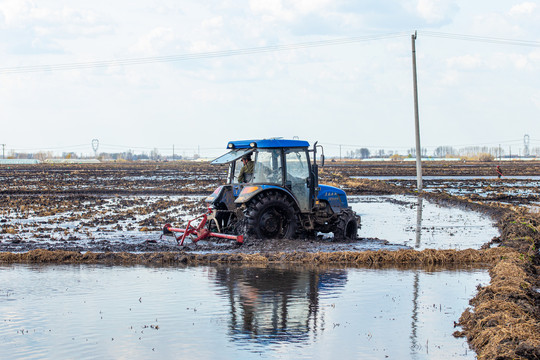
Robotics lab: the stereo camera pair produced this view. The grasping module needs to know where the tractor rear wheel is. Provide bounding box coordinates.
[245,192,297,240]
[333,209,358,240]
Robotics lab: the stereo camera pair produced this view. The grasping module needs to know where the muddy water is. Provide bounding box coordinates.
[0,264,488,359]
[354,176,540,202]
[1,194,498,252]
[350,195,498,250]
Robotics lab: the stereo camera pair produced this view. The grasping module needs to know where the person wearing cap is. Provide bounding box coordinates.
[238,154,254,183]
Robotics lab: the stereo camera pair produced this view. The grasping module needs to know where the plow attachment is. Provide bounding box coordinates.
[162,209,244,246]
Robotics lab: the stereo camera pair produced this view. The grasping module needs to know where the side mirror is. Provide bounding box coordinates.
[321,154,325,167]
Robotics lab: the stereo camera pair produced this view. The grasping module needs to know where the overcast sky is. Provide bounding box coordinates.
[1,0,539,158]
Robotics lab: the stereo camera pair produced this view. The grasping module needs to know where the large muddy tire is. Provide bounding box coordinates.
[245,191,298,240]
[333,209,359,240]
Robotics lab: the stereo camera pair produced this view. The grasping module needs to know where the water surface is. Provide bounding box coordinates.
[0,264,487,359]
[350,195,498,250]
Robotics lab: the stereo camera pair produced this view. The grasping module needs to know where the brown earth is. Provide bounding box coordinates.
[1,160,539,359]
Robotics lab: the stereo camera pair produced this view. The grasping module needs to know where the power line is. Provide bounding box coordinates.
[9,143,223,153]
[100,143,223,151]
[2,31,538,76]
[422,31,540,48]
[0,32,409,75]
[12,144,89,151]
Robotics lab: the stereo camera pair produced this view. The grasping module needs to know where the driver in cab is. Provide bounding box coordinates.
[238,154,254,183]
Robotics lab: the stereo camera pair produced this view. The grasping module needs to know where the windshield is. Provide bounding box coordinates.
[252,149,282,184]
[228,149,283,184]
[211,148,254,165]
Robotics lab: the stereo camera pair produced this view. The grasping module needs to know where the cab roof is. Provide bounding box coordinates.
[226,139,310,149]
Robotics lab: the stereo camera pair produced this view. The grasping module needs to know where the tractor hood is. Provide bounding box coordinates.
[317,184,348,212]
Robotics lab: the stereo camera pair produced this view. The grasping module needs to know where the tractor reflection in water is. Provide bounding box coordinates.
[213,266,347,341]
[204,139,360,242]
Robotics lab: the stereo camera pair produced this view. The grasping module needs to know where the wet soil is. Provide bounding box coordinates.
[0,161,529,253]
[324,160,540,177]
[1,160,539,359]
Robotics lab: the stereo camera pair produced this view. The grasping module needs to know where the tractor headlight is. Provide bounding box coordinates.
[235,186,261,203]
[241,186,260,194]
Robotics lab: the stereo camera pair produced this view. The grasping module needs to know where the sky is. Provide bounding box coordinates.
[0,0,539,158]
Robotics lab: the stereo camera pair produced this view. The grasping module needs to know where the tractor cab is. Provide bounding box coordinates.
[209,139,314,212]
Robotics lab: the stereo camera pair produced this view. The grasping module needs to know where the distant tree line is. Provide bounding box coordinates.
[5,149,188,161]
[343,146,540,159]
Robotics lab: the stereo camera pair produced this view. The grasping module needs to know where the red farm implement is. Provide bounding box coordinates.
[162,208,244,246]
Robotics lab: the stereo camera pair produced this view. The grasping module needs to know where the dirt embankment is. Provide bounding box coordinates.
[452,211,540,360]
[0,246,516,266]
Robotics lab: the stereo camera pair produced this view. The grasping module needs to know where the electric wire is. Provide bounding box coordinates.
[421,31,540,47]
[2,31,538,75]
[0,32,409,75]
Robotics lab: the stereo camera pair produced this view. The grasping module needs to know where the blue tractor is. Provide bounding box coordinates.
[203,138,360,241]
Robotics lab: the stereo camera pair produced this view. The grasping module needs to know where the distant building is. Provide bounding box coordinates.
[44,159,100,164]
[0,159,41,165]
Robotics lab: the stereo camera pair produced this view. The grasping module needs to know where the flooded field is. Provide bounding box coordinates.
[0,263,489,360]
[0,193,498,253]
[1,161,538,359]
[355,177,540,206]
[350,195,498,251]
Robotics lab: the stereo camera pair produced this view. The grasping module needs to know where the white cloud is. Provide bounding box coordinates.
[509,2,537,16]
[187,40,221,53]
[248,0,332,23]
[509,53,529,69]
[130,27,176,55]
[291,0,333,14]
[446,54,483,70]
[440,70,459,86]
[531,91,540,109]
[202,16,223,29]
[471,13,521,37]
[0,0,35,27]
[249,0,294,22]
[486,52,538,71]
[416,0,458,24]
[0,0,109,34]
[529,49,540,64]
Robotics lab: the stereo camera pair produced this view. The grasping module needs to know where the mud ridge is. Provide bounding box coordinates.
[0,247,517,266]
[454,211,540,360]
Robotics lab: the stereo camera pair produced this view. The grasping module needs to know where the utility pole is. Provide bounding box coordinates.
[339,145,342,161]
[172,145,175,160]
[1,144,5,159]
[411,31,423,191]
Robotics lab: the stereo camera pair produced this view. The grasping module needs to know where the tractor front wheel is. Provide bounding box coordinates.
[245,192,297,240]
[333,209,359,240]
